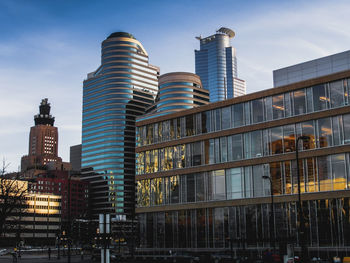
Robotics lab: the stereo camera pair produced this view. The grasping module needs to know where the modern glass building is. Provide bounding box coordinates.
[195,27,246,102]
[81,32,159,219]
[139,72,209,121]
[135,53,350,256]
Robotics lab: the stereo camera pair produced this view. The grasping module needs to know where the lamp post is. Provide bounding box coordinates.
[296,135,310,262]
[262,175,275,252]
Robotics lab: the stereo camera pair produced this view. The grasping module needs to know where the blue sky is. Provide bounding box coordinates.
[1,0,350,171]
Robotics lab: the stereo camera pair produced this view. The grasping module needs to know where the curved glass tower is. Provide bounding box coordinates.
[82,32,159,219]
[156,72,209,114]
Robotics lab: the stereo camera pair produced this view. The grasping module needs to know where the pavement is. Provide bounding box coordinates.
[0,254,93,263]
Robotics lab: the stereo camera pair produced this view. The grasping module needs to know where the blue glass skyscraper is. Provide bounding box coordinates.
[81,32,159,219]
[195,27,246,102]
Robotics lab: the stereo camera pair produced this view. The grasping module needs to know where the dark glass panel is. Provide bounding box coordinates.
[186,174,195,202]
[186,115,195,137]
[318,117,332,148]
[301,121,316,149]
[272,94,284,119]
[318,156,332,191]
[271,127,283,155]
[312,84,328,111]
[221,106,231,130]
[293,89,306,115]
[344,114,350,144]
[251,99,264,123]
[270,162,282,195]
[283,124,295,153]
[232,103,244,127]
[197,209,206,248]
[330,80,345,108]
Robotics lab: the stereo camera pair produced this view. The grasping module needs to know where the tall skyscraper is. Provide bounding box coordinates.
[195,27,246,102]
[82,32,159,219]
[21,98,64,171]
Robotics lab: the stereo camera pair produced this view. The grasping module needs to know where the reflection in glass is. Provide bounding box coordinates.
[226,168,243,199]
[283,124,295,153]
[293,89,306,115]
[318,156,332,191]
[330,80,345,108]
[331,154,346,190]
[344,114,350,144]
[312,84,328,111]
[232,103,244,127]
[302,121,316,149]
[318,117,332,148]
[209,170,225,200]
[221,106,231,130]
[251,99,264,123]
[270,127,283,154]
[272,94,284,119]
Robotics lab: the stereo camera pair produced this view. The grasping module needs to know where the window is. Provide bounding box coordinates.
[251,99,264,123]
[312,84,328,111]
[208,170,225,200]
[270,127,283,154]
[329,80,345,108]
[272,94,284,119]
[293,89,306,115]
[221,107,231,130]
[344,114,350,144]
[226,168,243,199]
[232,103,244,127]
[317,117,332,148]
[283,124,295,153]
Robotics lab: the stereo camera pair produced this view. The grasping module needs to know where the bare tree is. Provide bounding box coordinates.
[0,158,27,237]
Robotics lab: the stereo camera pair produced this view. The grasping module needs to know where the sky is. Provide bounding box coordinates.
[1,0,350,172]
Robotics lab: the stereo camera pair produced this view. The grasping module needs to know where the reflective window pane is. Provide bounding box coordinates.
[221,106,231,130]
[312,84,328,111]
[251,99,264,123]
[293,89,306,115]
[329,80,345,108]
[272,94,284,119]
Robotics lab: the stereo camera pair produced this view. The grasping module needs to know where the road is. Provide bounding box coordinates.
[0,254,93,263]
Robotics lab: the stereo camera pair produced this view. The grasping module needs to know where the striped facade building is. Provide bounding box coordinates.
[81,32,159,219]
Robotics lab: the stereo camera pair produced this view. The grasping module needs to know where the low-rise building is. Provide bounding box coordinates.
[135,51,350,257]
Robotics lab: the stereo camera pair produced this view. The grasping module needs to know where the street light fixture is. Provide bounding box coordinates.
[296,135,310,262]
[262,175,275,252]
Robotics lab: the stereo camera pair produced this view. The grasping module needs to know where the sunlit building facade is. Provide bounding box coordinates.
[135,65,350,255]
[81,32,159,219]
[1,180,61,245]
[195,27,246,102]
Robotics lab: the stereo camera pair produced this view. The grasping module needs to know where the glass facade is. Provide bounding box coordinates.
[136,65,350,253]
[138,198,350,250]
[137,153,350,207]
[143,73,209,118]
[195,30,245,102]
[137,78,350,147]
[82,32,158,218]
[137,113,350,173]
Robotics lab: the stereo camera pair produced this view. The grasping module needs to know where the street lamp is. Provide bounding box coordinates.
[262,175,275,252]
[296,135,310,262]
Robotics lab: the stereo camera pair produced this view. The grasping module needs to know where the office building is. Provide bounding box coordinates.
[135,52,350,257]
[195,27,246,102]
[139,72,209,121]
[70,144,82,172]
[0,180,61,246]
[21,98,70,172]
[28,170,89,220]
[81,32,159,219]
